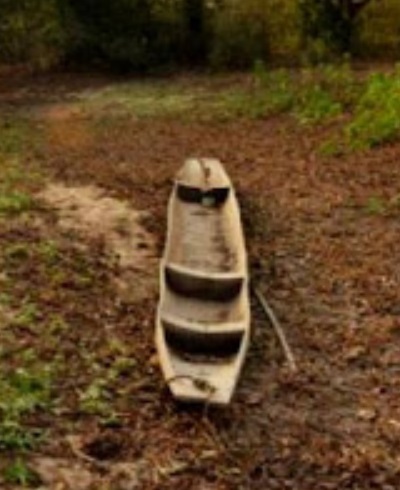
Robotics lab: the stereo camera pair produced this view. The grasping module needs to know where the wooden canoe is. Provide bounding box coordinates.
[156,158,250,405]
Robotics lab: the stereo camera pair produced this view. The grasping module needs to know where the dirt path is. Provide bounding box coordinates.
[0,73,400,489]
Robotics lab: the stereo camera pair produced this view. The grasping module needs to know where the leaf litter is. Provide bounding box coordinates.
[0,72,400,489]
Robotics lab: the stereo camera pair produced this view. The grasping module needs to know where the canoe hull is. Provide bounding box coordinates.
[156,158,250,405]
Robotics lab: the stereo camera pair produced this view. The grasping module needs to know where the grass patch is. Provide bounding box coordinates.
[0,116,42,218]
[345,69,400,150]
[0,118,42,218]
[212,62,357,125]
[0,118,33,156]
[79,65,356,124]
[295,84,342,125]
[363,195,400,216]
[365,196,387,215]
[319,65,400,153]
[81,61,400,151]
[0,365,52,451]
[80,82,202,119]
[0,225,143,438]
[3,458,40,487]
[0,191,33,216]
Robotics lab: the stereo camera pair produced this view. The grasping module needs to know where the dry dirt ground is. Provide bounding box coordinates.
[0,71,400,489]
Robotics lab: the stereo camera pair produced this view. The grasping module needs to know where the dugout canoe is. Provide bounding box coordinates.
[156,158,250,405]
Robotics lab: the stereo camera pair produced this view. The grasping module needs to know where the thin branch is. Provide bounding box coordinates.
[253,286,298,373]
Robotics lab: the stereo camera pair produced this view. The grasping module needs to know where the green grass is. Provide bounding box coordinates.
[0,118,50,459]
[79,348,136,418]
[0,118,32,156]
[80,82,203,119]
[4,458,39,487]
[0,116,42,219]
[0,365,52,451]
[316,66,400,153]
[213,62,357,125]
[365,196,387,215]
[295,84,342,125]
[0,191,33,216]
[13,302,40,330]
[244,62,355,125]
[363,194,400,216]
[345,68,400,149]
[78,62,400,153]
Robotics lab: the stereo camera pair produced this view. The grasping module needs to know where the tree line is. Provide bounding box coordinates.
[0,0,383,71]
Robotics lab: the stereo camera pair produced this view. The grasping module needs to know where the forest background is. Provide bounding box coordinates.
[0,0,398,72]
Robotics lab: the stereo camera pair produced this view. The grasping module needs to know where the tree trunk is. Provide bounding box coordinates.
[342,0,372,20]
[182,0,207,65]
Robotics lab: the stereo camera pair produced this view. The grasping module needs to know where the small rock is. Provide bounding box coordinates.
[388,419,400,430]
[345,345,365,361]
[357,408,377,421]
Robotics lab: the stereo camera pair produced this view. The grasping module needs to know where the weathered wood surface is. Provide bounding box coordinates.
[156,158,250,405]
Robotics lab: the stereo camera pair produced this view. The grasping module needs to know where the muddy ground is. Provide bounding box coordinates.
[0,71,400,489]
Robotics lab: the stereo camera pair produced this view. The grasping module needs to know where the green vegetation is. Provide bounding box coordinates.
[78,61,400,152]
[0,0,398,71]
[247,62,400,150]
[0,0,65,70]
[82,82,200,118]
[79,342,137,418]
[0,365,51,451]
[365,196,387,215]
[4,458,39,487]
[0,191,33,216]
[0,119,32,156]
[225,62,355,124]
[0,117,41,222]
[346,69,400,149]
[299,0,372,61]
[364,194,400,216]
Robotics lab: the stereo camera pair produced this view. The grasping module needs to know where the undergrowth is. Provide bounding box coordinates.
[82,61,400,154]
[0,117,41,219]
[345,68,400,149]
[222,62,400,152]
[0,364,52,451]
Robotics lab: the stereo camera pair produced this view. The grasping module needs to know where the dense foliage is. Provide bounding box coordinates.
[0,0,66,69]
[0,0,393,71]
[299,0,372,61]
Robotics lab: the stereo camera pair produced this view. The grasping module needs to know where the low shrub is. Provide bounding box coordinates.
[346,68,400,149]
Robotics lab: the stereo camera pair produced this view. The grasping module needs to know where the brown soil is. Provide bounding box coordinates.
[1,72,400,489]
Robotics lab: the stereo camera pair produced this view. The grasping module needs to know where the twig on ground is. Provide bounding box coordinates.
[253,286,298,373]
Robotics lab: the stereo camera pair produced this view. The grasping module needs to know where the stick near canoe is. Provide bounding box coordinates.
[253,286,297,373]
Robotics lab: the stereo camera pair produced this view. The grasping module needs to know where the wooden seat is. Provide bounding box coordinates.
[165,328,243,356]
[160,312,245,355]
[165,263,244,301]
[177,184,230,206]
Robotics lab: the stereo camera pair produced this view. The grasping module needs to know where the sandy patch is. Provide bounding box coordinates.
[39,183,158,301]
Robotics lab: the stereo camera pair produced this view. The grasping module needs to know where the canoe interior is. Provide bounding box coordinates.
[166,186,245,275]
[156,158,250,405]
